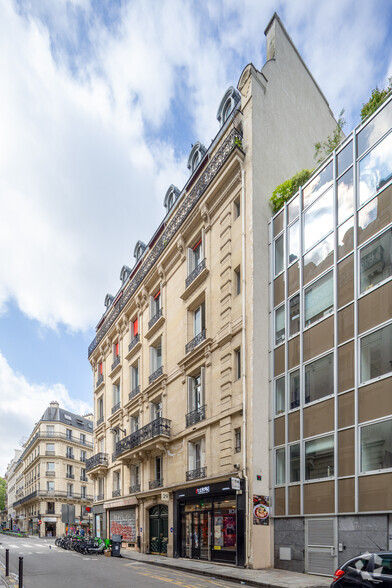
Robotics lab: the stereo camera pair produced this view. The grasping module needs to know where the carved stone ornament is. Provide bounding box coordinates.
[157,263,166,287]
[177,236,186,261]
[200,203,211,232]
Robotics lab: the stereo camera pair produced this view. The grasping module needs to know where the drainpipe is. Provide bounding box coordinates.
[240,164,250,567]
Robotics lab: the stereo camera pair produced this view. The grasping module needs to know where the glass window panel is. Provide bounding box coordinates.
[273,210,283,237]
[275,305,285,345]
[358,184,392,245]
[361,419,392,472]
[360,229,392,292]
[357,99,392,157]
[338,254,354,308]
[303,234,334,285]
[338,166,354,224]
[305,271,333,326]
[305,435,334,480]
[288,220,300,265]
[290,370,300,410]
[359,131,392,206]
[360,323,392,383]
[305,353,333,404]
[288,263,299,296]
[289,294,300,336]
[276,448,286,485]
[374,554,392,576]
[275,377,285,416]
[275,235,284,275]
[288,195,299,223]
[337,140,353,175]
[304,187,334,252]
[338,217,354,260]
[303,161,333,209]
[290,444,300,482]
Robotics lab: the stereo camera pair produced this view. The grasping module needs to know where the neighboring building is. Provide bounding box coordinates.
[87,14,337,568]
[271,96,392,575]
[4,449,22,530]
[12,402,94,537]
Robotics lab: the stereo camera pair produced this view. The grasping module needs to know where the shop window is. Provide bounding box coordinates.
[275,305,285,345]
[289,444,300,482]
[234,428,241,453]
[288,220,300,264]
[289,370,300,410]
[305,435,334,480]
[289,295,300,336]
[304,353,334,404]
[275,376,285,415]
[359,130,392,206]
[304,187,334,252]
[360,323,392,383]
[360,229,392,292]
[276,447,286,485]
[275,235,284,275]
[361,419,392,473]
[305,271,333,326]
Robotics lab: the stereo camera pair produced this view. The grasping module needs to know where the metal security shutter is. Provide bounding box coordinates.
[306,518,337,576]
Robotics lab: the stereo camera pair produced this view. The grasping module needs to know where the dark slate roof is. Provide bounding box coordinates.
[40,406,93,433]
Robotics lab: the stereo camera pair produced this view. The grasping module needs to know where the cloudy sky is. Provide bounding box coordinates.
[1,0,391,476]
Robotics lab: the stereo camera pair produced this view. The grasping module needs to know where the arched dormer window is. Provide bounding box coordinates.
[216,86,240,127]
[133,240,147,262]
[120,265,131,285]
[164,185,180,212]
[104,294,114,310]
[187,142,207,175]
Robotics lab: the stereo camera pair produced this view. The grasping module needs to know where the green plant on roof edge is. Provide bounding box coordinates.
[360,78,392,122]
[314,109,346,164]
[269,168,314,214]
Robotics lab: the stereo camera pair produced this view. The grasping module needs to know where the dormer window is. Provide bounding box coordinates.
[120,265,131,285]
[133,240,147,262]
[104,294,114,310]
[164,185,180,212]
[187,142,207,175]
[216,86,241,127]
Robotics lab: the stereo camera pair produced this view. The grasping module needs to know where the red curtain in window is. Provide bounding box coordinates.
[99,362,102,375]
[133,318,138,336]
[154,290,160,300]
[115,342,119,356]
[193,238,202,251]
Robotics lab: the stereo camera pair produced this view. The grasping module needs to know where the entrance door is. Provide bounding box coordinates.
[191,512,210,560]
[149,505,168,555]
[306,518,337,576]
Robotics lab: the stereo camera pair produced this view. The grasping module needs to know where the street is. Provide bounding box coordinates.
[0,535,242,588]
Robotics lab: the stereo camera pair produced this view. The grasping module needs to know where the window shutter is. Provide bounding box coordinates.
[187,377,194,412]
[200,367,205,406]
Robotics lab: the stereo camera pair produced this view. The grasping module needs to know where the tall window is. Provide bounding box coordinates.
[81,486,86,499]
[47,481,55,492]
[67,483,74,497]
[46,425,54,436]
[130,413,140,433]
[305,436,334,480]
[98,397,104,420]
[290,370,300,409]
[151,289,161,318]
[361,420,392,472]
[113,471,120,491]
[66,428,72,440]
[275,377,285,415]
[66,464,73,478]
[130,464,140,487]
[80,450,86,462]
[360,229,392,292]
[131,360,139,391]
[47,462,55,472]
[113,341,120,360]
[155,456,162,481]
[66,446,74,459]
[188,439,205,472]
[113,382,121,406]
[188,233,204,276]
[289,295,300,336]
[194,302,205,337]
[360,323,392,383]
[276,448,285,485]
[234,267,241,295]
[150,339,162,373]
[290,444,300,482]
[275,235,284,275]
[187,370,204,413]
[151,400,162,421]
[305,271,333,326]
[131,316,139,340]
[80,433,86,444]
[304,353,334,404]
[275,305,285,344]
[234,428,241,453]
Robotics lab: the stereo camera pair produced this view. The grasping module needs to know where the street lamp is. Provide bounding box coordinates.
[110,426,126,435]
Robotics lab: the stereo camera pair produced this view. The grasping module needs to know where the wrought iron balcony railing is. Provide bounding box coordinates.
[185,405,206,428]
[116,417,171,457]
[89,127,243,359]
[186,467,207,481]
[22,431,93,454]
[96,493,104,502]
[86,452,108,472]
[128,333,140,352]
[149,365,163,384]
[80,476,88,482]
[111,355,121,372]
[129,484,141,494]
[185,258,206,289]
[111,402,121,414]
[149,478,163,490]
[129,385,140,401]
[66,473,75,479]
[96,416,104,427]
[45,471,55,477]
[96,374,104,388]
[112,489,121,498]
[66,453,75,460]
[148,308,163,331]
[185,329,206,354]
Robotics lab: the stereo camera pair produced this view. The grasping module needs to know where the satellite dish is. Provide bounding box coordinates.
[19,436,28,447]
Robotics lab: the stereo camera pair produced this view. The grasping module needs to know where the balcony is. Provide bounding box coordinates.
[66,453,75,460]
[96,374,104,389]
[185,405,206,428]
[111,402,121,415]
[26,431,93,449]
[86,452,109,473]
[185,329,206,354]
[80,476,88,482]
[129,484,140,494]
[45,471,55,477]
[186,467,207,481]
[46,510,56,515]
[149,479,163,490]
[116,417,171,458]
[96,493,104,502]
[45,450,55,456]
[111,355,121,372]
[128,333,140,353]
[148,308,162,331]
[80,456,87,463]
[149,365,163,385]
[96,416,104,427]
[112,489,121,498]
[66,473,74,479]
[129,385,140,401]
[146,309,165,340]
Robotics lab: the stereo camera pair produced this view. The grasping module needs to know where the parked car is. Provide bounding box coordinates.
[331,552,392,586]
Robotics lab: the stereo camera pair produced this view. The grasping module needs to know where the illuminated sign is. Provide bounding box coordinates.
[196,486,210,495]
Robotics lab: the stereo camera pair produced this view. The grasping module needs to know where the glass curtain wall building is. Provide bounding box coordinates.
[271,97,392,576]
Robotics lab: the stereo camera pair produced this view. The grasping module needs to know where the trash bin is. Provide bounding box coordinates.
[111,534,122,557]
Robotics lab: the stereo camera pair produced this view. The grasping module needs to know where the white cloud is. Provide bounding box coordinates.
[0,351,91,476]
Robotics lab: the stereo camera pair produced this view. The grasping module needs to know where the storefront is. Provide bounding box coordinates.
[93,504,106,539]
[43,517,57,537]
[108,507,137,545]
[173,478,245,566]
[28,517,39,536]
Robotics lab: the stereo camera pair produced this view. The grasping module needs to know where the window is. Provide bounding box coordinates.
[98,361,103,376]
[46,443,55,455]
[193,302,205,337]
[290,444,300,482]
[187,370,205,413]
[112,428,120,452]
[234,267,241,295]
[275,305,285,344]
[360,323,392,383]
[46,425,54,436]
[113,383,121,406]
[80,450,86,462]
[113,471,120,491]
[155,456,162,481]
[188,234,204,275]
[131,360,139,391]
[151,289,161,318]
[305,435,334,480]
[98,397,104,420]
[276,448,285,485]
[188,439,205,472]
[234,428,241,453]
[150,339,162,373]
[47,502,55,514]
[66,429,72,440]
[151,400,162,421]
[289,295,300,336]
[131,316,139,340]
[234,198,240,218]
[67,483,73,497]
[288,220,300,264]
[81,468,86,480]
[130,413,140,433]
[130,464,140,487]
[304,353,333,404]
[304,187,334,252]
[98,477,104,497]
[235,348,241,380]
[81,486,86,499]
[47,462,55,471]
[113,341,119,359]
[66,446,74,459]
[275,235,284,275]
[275,377,285,415]
[360,229,392,292]
[361,419,392,472]
[47,481,55,492]
[80,433,86,444]
[374,554,392,576]
[66,464,73,478]
[359,130,392,205]
[289,370,300,409]
[305,271,333,326]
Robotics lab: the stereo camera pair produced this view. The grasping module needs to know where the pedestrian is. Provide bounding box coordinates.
[81,528,85,537]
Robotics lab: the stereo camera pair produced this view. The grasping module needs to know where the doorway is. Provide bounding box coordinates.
[305,518,337,576]
[149,505,168,555]
[183,511,211,560]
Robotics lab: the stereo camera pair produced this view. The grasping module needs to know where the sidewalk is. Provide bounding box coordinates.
[0,562,18,588]
[120,549,332,588]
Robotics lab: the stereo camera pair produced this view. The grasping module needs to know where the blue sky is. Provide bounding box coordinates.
[1,0,392,475]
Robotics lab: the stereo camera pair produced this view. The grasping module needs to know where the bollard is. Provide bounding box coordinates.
[19,556,23,588]
[5,549,9,576]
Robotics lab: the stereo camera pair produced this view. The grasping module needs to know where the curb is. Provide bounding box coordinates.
[0,563,19,588]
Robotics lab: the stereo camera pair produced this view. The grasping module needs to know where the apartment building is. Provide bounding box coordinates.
[4,449,22,530]
[12,401,94,537]
[271,96,392,576]
[87,13,337,568]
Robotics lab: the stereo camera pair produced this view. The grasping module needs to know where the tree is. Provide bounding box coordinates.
[0,478,6,511]
[314,109,346,164]
[270,169,313,213]
[360,78,392,122]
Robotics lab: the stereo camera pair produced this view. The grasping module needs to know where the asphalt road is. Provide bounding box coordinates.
[0,535,241,588]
